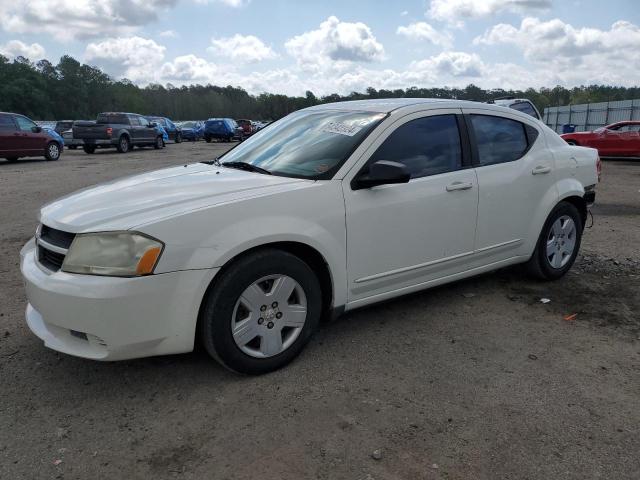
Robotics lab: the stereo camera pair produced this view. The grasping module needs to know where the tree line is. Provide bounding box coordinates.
[2,54,640,121]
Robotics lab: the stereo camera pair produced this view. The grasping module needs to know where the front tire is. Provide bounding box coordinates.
[200,249,322,374]
[154,136,164,149]
[44,142,61,161]
[116,135,130,153]
[526,202,583,280]
[83,145,96,154]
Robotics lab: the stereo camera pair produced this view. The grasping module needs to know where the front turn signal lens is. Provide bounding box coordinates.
[136,246,162,275]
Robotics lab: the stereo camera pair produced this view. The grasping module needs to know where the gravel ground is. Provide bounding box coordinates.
[0,143,638,480]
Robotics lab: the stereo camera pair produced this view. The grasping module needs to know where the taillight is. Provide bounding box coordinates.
[106,127,113,137]
[596,155,602,182]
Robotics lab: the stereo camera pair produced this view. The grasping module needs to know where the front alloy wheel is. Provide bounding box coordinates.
[45,142,60,161]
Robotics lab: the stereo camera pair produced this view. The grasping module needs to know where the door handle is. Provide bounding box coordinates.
[532,165,551,175]
[446,181,473,192]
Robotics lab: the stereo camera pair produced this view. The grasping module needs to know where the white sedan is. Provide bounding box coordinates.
[20,99,600,374]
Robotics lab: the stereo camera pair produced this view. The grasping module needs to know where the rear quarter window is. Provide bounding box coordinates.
[0,114,15,129]
[470,115,529,166]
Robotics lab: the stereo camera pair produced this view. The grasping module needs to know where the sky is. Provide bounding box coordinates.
[0,0,638,96]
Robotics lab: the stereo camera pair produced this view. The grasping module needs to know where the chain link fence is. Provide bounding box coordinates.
[543,99,640,134]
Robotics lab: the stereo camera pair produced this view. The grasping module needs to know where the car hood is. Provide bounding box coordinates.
[40,163,310,232]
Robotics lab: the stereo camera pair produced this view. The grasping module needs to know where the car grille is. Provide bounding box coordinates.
[37,224,75,272]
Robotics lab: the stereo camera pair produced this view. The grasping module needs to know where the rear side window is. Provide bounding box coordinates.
[368,114,462,179]
[510,101,539,119]
[470,115,528,166]
[0,114,15,130]
[97,114,129,124]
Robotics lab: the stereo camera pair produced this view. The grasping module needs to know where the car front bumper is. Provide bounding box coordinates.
[20,239,218,361]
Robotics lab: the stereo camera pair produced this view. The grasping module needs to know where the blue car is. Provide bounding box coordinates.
[43,127,65,148]
[203,118,242,143]
[179,121,204,141]
[154,123,168,146]
[146,116,182,143]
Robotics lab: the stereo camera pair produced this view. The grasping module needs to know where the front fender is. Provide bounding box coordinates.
[139,181,348,308]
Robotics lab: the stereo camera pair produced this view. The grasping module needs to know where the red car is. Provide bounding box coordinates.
[561,121,640,157]
[0,112,62,162]
[236,119,254,137]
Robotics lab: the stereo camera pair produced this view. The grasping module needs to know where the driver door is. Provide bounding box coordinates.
[342,110,478,305]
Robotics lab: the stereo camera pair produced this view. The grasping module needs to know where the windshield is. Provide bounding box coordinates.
[182,121,196,128]
[219,109,385,179]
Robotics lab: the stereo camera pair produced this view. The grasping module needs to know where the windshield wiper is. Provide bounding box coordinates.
[200,157,221,166]
[222,161,271,175]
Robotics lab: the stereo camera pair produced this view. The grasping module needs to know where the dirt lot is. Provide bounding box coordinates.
[0,142,639,480]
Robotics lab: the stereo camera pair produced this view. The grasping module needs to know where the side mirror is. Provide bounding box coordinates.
[32,126,42,133]
[149,122,157,128]
[352,160,411,190]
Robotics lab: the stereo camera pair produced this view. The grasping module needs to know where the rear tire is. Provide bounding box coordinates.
[44,141,61,161]
[199,249,322,374]
[205,136,212,143]
[116,135,130,153]
[83,145,96,154]
[526,202,583,280]
[154,136,163,149]
[175,133,182,143]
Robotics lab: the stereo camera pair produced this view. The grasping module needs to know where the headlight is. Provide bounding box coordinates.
[62,232,163,277]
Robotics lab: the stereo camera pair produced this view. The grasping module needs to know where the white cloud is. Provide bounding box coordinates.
[396,22,453,48]
[160,54,225,83]
[428,0,551,25]
[0,40,46,60]
[85,36,166,83]
[411,51,484,77]
[285,16,385,71]
[159,30,178,38]
[0,0,177,41]
[474,18,640,86]
[208,34,277,63]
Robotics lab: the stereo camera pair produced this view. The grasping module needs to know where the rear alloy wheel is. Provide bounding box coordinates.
[83,145,96,154]
[200,249,322,374]
[45,142,61,161]
[526,202,582,280]
[116,135,130,153]
[154,136,164,149]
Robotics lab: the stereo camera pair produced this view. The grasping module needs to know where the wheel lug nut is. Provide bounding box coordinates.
[276,312,283,319]
[260,305,267,311]
[272,302,278,308]
[258,318,264,325]
[267,321,274,329]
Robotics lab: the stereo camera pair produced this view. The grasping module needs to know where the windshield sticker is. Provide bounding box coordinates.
[322,122,362,137]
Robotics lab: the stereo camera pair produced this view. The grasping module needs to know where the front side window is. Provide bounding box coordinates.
[14,115,37,132]
[367,114,462,179]
[219,110,385,179]
[470,115,528,166]
[138,117,150,127]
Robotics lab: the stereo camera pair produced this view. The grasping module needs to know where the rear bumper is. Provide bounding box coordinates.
[81,139,117,146]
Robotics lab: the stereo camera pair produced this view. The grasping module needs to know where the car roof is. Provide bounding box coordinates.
[305,98,513,114]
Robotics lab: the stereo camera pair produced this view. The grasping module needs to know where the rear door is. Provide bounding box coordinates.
[0,113,19,155]
[13,115,47,153]
[343,110,479,303]
[463,108,557,261]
